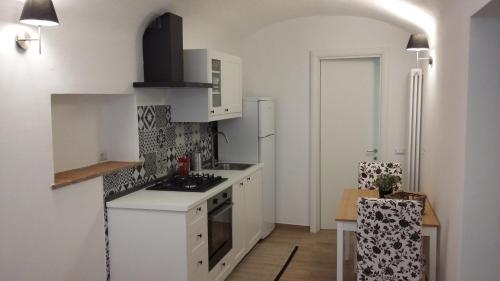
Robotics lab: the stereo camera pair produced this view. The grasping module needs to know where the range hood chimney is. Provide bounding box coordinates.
[133,13,212,88]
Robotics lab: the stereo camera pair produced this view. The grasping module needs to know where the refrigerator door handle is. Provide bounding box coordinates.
[259,133,275,139]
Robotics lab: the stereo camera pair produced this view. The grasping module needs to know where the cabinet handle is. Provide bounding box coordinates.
[240,182,244,186]
[225,108,229,112]
[210,110,215,114]
[247,177,251,181]
[198,260,203,265]
[221,262,226,267]
[197,233,203,238]
[197,207,202,212]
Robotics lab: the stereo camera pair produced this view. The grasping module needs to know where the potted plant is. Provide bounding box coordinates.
[373,174,401,198]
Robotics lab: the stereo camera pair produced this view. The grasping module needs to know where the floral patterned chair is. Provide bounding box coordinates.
[358,161,403,191]
[356,197,424,281]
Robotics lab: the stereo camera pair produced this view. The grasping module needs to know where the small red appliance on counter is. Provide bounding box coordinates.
[177,157,191,176]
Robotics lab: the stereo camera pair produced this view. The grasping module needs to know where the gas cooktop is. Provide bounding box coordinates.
[146,173,227,192]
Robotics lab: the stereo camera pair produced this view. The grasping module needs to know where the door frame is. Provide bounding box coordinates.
[309,49,389,233]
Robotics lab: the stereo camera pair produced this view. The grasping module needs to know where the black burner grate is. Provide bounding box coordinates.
[146,173,227,192]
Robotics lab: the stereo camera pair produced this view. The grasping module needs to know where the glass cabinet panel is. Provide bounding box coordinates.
[212,59,222,108]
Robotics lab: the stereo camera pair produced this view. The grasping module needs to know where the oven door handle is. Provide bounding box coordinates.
[208,202,233,219]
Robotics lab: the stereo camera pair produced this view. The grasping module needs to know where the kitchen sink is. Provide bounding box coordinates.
[211,163,254,171]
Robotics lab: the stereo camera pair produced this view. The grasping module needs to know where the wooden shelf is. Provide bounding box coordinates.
[53,161,142,189]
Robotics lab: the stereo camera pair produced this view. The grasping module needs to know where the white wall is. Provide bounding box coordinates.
[419,1,491,281]
[461,16,500,280]
[240,16,415,225]
[0,0,231,280]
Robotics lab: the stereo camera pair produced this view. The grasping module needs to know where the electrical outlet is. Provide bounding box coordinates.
[99,152,108,162]
[395,149,406,155]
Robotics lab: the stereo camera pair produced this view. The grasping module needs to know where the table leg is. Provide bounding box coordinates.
[428,227,437,281]
[337,222,344,281]
[344,231,350,261]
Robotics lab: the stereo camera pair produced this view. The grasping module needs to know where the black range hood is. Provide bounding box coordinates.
[132,81,212,88]
[133,13,212,89]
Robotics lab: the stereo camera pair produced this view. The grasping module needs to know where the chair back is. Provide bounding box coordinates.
[356,197,423,281]
[358,161,402,191]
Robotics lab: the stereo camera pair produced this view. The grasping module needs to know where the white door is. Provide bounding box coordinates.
[320,57,381,229]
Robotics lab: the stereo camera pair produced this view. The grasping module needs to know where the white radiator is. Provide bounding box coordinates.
[408,68,423,192]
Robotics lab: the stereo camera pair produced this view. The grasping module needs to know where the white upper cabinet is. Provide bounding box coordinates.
[220,55,243,115]
[169,49,242,123]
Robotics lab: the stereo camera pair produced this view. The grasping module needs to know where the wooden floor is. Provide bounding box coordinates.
[258,224,356,281]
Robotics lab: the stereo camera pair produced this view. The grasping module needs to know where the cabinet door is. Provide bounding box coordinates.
[245,171,262,249]
[232,182,247,263]
[221,55,242,114]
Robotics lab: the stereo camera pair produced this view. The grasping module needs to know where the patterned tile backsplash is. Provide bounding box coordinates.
[103,105,215,199]
[102,104,215,280]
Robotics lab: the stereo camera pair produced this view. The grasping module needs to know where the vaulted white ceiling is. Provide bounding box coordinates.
[1,0,439,37]
[165,0,438,37]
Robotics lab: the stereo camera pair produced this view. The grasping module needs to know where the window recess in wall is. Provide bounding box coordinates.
[50,94,141,189]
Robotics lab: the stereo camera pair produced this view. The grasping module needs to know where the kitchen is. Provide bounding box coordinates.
[1,1,500,281]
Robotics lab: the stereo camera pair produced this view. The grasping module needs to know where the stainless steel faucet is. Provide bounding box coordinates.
[211,131,230,168]
[217,131,230,144]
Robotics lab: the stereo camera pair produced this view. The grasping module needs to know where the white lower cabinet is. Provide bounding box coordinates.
[107,168,262,281]
[244,171,263,249]
[108,202,208,281]
[231,170,263,265]
[232,180,247,263]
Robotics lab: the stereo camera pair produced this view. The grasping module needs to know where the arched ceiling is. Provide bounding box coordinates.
[1,0,439,42]
[164,0,438,39]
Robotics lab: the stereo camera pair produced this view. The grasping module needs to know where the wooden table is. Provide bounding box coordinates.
[335,189,440,281]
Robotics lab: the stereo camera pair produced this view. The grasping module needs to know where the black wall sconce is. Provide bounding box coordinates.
[406,34,433,67]
[16,0,59,54]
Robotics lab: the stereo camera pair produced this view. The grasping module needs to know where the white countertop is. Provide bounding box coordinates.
[106,163,263,212]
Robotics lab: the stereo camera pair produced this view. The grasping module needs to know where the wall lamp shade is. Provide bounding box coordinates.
[406,33,433,67]
[20,0,59,27]
[16,0,59,54]
[406,34,429,51]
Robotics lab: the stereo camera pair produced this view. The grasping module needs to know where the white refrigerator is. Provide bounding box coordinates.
[218,97,276,238]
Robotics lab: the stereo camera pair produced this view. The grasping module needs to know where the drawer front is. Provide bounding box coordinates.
[209,250,234,281]
[188,218,208,252]
[214,258,232,281]
[190,266,207,281]
[188,202,207,224]
[188,242,209,279]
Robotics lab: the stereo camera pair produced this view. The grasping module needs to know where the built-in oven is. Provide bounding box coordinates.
[207,187,233,270]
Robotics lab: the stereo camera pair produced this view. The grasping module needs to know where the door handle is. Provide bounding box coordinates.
[366,149,378,153]
[208,202,233,219]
